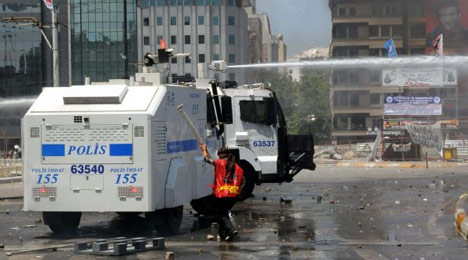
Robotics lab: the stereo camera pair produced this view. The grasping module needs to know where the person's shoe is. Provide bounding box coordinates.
[224,230,238,241]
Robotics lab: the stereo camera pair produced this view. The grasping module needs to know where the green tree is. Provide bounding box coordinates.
[264,70,332,142]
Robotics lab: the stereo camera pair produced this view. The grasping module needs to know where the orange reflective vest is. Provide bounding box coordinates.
[212,159,244,198]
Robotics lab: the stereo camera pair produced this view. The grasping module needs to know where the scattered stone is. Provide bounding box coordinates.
[23,225,36,228]
[262,197,267,201]
[198,248,203,254]
[165,251,175,260]
[0,244,4,249]
[34,219,42,224]
[423,198,428,202]
[298,226,306,229]
[206,235,215,241]
[10,227,19,231]
[316,196,322,203]
[397,243,402,247]
[395,201,400,205]
[329,200,335,204]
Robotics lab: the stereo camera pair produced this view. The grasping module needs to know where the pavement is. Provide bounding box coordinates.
[315,159,468,168]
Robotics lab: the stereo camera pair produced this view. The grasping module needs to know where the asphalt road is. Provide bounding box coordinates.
[1,166,468,259]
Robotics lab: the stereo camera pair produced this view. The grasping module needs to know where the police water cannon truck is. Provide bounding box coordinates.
[22,50,315,233]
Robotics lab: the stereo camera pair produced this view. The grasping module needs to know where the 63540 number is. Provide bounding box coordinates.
[71,164,104,174]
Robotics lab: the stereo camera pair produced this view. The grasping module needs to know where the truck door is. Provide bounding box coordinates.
[236,97,278,174]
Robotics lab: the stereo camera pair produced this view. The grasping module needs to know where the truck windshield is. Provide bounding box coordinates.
[239,99,277,125]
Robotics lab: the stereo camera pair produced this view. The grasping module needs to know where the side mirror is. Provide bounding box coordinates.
[266,98,277,125]
[221,96,233,124]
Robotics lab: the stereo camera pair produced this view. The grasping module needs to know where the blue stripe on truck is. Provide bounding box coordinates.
[109,144,133,156]
[167,140,198,154]
[42,144,65,157]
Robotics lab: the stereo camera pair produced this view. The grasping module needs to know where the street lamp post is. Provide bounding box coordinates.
[307,114,316,136]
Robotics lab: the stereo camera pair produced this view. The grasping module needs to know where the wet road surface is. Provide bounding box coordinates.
[1,166,468,259]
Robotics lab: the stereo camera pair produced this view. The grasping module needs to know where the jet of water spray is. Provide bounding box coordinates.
[227,56,468,70]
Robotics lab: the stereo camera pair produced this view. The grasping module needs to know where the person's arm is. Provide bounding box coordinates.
[199,143,214,165]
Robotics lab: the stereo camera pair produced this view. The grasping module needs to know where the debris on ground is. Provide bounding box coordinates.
[165,251,175,260]
[314,147,343,160]
[206,235,215,241]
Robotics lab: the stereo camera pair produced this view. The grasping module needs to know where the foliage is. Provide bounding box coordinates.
[262,70,332,141]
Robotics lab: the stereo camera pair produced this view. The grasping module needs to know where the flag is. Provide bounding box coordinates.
[160,38,167,49]
[383,39,397,58]
[43,0,53,10]
[432,34,443,56]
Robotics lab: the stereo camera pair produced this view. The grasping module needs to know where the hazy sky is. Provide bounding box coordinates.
[256,0,332,58]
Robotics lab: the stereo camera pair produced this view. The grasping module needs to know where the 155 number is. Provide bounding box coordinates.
[115,173,137,184]
[37,174,58,184]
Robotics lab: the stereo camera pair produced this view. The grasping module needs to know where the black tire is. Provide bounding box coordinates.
[145,206,183,234]
[239,161,256,201]
[43,212,81,234]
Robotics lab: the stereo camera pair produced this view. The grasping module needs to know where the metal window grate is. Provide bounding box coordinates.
[118,186,143,198]
[64,96,122,105]
[30,127,40,138]
[134,126,144,137]
[74,116,83,123]
[33,187,57,198]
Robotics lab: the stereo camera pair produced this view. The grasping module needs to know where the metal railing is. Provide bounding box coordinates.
[0,159,22,178]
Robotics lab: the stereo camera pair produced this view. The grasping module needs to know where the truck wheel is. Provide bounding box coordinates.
[239,161,257,201]
[43,212,81,234]
[146,206,183,234]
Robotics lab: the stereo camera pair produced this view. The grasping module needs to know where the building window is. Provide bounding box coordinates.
[228,35,235,44]
[338,7,346,16]
[348,25,358,38]
[228,16,235,26]
[410,48,425,55]
[171,58,177,64]
[227,0,234,6]
[349,7,357,16]
[369,26,379,37]
[198,35,205,44]
[392,25,403,37]
[157,0,166,6]
[199,54,205,63]
[171,35,177,44]
[171,16,177,25]
[198,16,205,25]
[143,17,150,26]
[228,54,235,63]
[144,36,150,45]
[185,35,191,44]
[157,17,163,25]
[184,0,193,5]
[335,25,347,38]
[170,0,177,6]
[213,35,219,44]
[213,54,219,60]
[185,56,191,63]
[184,16,190,25]
[370,94,381,106]
[369,49,381,57]
[213,16,219,25]
[381,25,390,37]
[410,24,425,39]
[196,0,204,6]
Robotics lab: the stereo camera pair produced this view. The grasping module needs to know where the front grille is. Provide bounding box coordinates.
[30,127,40,138]
[118,186,143,198]
[64,96,122,105]
[33,187,57,198]
[74,116,83,123]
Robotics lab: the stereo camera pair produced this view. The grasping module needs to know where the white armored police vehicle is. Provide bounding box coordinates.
[22,54,315,233]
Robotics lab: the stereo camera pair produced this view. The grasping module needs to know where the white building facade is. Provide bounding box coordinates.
[137,0,251,83]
